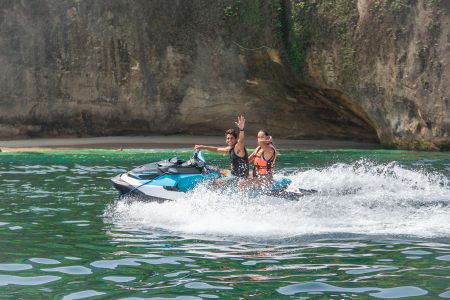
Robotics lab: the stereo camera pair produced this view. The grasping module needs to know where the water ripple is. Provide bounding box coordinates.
[0,274,60,286]
[103,276,136,282]
[0,264,32,271]
[42,266,92,275]
[436,255,450,261]
[91,257,194,269]
[122,297,202,300]
[30,258,61,265]
[185,282,233,290]
[440,290,450,298]
[344,265,398,275]
[61,290,106,300]
[277,282,428,298]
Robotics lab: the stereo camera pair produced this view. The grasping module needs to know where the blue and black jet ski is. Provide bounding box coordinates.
[111,150,316,202]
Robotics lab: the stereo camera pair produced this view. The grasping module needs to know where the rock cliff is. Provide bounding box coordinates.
[0,0,448,149]
[291,0,450,149]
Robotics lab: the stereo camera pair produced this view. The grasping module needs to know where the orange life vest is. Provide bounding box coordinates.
[253,146,276,177]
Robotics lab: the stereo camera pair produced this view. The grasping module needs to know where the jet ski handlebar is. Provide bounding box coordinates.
[191,149,200,160]
[192,149,206,163]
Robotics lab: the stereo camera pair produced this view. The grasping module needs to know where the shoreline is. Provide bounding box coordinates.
[0,135,384,152]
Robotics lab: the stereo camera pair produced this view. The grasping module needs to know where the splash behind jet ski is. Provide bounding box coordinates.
[111,150,316,202]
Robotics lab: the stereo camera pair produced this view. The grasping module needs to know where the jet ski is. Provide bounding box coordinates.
[111,150,316,202]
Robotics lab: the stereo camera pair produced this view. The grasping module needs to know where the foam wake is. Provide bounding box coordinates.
[105,160,450,239]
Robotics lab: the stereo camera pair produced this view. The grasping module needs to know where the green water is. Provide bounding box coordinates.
[0,149,449,299]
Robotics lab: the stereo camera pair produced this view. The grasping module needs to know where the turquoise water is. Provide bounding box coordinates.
[0,149,449,299]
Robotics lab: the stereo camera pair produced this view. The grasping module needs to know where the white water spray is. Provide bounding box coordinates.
[106,161,450,238]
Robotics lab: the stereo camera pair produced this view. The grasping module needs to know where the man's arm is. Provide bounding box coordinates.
[194,145,229,155]
[234,115,246,157]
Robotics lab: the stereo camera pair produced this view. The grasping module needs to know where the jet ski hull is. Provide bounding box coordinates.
[111,150,317,202]
[112,173,196,201]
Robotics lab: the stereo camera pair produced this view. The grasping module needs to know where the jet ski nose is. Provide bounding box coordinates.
[111,174,132,195]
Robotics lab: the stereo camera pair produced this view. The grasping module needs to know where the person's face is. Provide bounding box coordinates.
[257,131,269,145]
[226,134,237,146]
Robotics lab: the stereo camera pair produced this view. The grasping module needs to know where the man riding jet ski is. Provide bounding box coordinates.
[111,150,316,202]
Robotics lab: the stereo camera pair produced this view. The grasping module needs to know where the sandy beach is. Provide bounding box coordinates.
[0,135,383,152]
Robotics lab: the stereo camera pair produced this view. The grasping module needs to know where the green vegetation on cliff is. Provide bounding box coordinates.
[277,0,358,78]
[277,0,315,72]
[373,0,415,12]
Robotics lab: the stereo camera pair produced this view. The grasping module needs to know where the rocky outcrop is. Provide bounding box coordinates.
[0,0,448,149]
[285,0,450,149]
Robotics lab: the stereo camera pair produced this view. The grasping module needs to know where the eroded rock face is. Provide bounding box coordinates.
[298,0,450,149]
[0,0,448,149]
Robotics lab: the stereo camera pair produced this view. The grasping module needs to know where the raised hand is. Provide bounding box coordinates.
[235,115,245,131]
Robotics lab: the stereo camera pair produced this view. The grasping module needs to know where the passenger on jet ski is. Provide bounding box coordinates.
[194,115,249,179]
[249,129,277,178]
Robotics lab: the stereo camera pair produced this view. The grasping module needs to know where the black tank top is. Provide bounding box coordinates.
[229,147,249,178]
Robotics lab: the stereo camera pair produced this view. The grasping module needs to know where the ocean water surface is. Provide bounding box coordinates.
[0,148,449,299]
